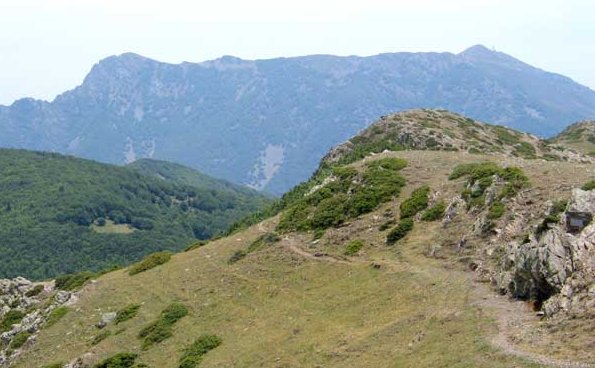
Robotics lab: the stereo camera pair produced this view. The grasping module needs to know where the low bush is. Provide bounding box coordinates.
[55,271,97,291]
[129,252,172,276]
[386,218,414,245]
[25,284,45,297]
[400,186,430,219]
[46,307,68,327]
[421,201,446,221]
[41,364,63,368]
[91,330,112,346]
[228,250,247,264]
[378,219,396,231]
[179,335,223,368]
[9,331,31,349]
[114,304,141,324]
[138,303,188,349]
[582,180,595,191]
[344,240,364,256]
[93,352,138,368]
[1,310,26,332]
[184,240,208,252]
[277,158,407,232]
[487,202,506,220]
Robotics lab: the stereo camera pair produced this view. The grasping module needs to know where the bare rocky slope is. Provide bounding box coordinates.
[3,110,594,367]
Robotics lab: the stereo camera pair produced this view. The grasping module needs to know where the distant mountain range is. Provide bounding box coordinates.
[1,45,595,194]
[0,149,270,279]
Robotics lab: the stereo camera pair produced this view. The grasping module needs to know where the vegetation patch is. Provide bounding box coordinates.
[41,364,64,368]
[582,180,595,191]
[400,186,430,219]
[55,271,97,291]
[179,334,223,368]
[25,284,45,297]
[228,232,280,264]
[91,330,112,346]
[92,352,138,368]
[129,252,172,276]
[138,303,188,349]
[0,310,25,332]
[114,304,141,324]
[9,331,31,349]
[378,219,396,231]
[450,162,529,206]
[46,307,69,327]
[386,218,414,245]
[277,158,407,232]
[487,202,506,220]
[344,240,364,256]
[421,201,446,222]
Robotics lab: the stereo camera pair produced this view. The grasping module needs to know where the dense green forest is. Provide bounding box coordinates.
[0,149,271,279]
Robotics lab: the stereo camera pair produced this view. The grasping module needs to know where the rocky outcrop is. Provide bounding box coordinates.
[496,189,595,316]
[0,278,72,366]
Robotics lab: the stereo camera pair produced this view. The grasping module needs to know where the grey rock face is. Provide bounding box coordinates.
[498,188,595,316]
[2,46,595,194]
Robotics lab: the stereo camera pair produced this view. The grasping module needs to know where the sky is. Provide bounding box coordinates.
[0,0,593,105]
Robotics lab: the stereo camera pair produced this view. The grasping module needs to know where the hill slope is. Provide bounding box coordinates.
[0,149,270,280]
[8,111,594,367]
[551,120,595,157]
[2,45,595,194]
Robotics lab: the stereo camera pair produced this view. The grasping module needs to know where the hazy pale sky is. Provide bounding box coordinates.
[0,0,593,105]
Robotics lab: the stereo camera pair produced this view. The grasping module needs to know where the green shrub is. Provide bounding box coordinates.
[179,335,223,368]
[55,271,97,291]
[536,214,560,236]
[93,352,138,368]
[10,331,31,349]
[1,310,25,332]
[129,252,172,275]
[184,240,208,252]
[25,284,45,297]
[513,142,537,158]
[344,240,364,256]
[421,201,446,221]
[312,229,325,240]
[115,304,141,324]
[378,219,396,231]
[138,303,188,349]
[487,202,506,220]
[46,307,68,327]
[582,180,595,191]
[277,158,407,233]
[41,364,64,368]
[400,186,430,219]
[91,330,112,346]
[450,162,529,201]
[227,250,247,264]
[386,218,414,245]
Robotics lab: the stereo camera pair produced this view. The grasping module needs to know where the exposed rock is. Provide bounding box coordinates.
[0,277,72,366]
[496,188,595,317]
[442,196,465,227]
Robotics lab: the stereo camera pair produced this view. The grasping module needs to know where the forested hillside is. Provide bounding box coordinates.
[0,149,271,279]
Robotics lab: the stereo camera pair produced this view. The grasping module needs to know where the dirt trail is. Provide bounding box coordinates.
[281,236,351,264]
[470,281,595,368]
[277,231,593,368]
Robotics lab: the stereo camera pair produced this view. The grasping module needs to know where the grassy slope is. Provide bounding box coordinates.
[550,120,595,156]
[18,151,595,368]
[0,149,271,279]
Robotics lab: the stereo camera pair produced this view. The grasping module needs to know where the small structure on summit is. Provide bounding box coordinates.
[565,188,595,233]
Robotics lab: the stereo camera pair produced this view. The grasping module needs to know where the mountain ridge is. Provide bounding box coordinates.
[2,45,595,194]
